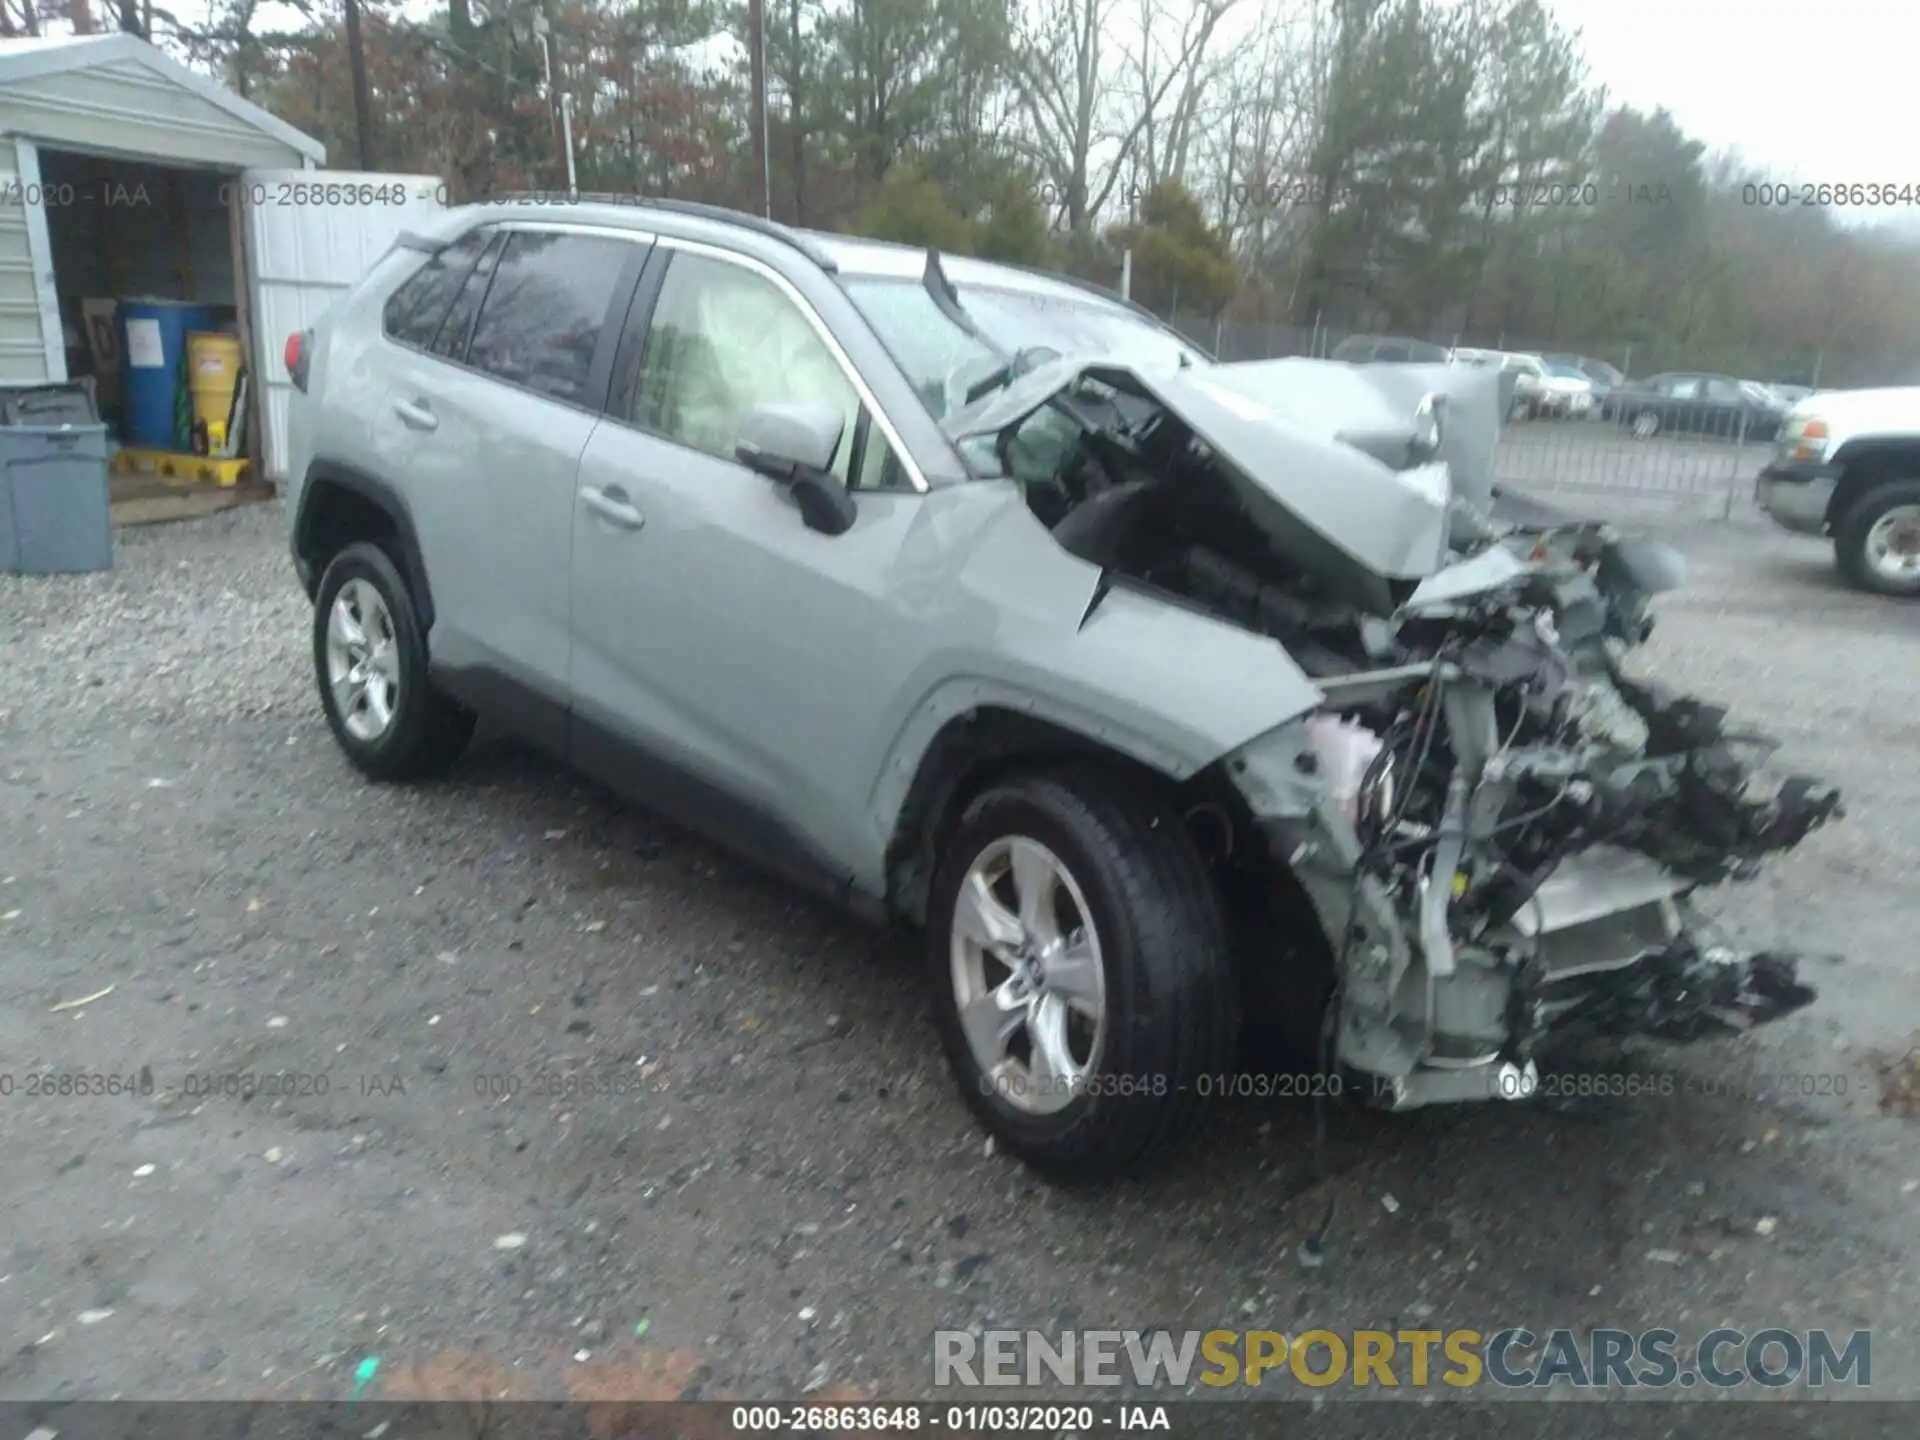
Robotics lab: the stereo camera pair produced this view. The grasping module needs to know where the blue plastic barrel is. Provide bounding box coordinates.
[116,299,215,449]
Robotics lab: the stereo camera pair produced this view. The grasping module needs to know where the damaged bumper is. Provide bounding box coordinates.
[1221,542,1842,1106]
[1379,940,1818,1111]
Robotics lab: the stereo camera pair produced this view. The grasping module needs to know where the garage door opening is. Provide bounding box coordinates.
[37,147,258,478]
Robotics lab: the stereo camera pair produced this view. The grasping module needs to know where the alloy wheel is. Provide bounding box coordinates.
[949,835,1108,1116]
[325,578,402,742]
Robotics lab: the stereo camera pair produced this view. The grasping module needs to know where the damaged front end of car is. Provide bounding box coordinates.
[946,344,1844,1108]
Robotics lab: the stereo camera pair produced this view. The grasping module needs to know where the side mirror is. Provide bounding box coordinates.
[734,402,857,536]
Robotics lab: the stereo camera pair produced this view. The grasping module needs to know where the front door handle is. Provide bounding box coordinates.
[393,398,438,432]
[582,485,645,531]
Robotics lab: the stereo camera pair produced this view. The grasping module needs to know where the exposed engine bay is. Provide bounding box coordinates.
[945,346,1845,1108]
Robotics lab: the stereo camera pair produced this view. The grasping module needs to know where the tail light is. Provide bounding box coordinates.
[286,329,313,392]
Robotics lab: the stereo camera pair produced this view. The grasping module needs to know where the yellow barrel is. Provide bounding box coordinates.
[187,332,242,430]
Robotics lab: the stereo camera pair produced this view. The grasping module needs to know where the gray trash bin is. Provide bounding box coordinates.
[1,378,99,427]
[0,422,113,575]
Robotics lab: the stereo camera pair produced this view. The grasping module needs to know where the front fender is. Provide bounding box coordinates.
[862,581,1324,895]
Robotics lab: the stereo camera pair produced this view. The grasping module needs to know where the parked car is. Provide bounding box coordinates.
[1541,352,1625,391]
[1767,383,1815,406]
[1330,333,1451,364]
[283,199,1842,1176]
[1609,372,1791,441]
[1541,353,1621,410]
[1758,386,1920,597]
[1452,349,1589,420]
[1537,362,1600,419]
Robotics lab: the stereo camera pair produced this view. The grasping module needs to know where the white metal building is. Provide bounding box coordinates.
[0,33,444,483]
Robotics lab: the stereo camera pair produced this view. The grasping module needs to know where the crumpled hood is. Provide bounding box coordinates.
[944,354,1506,615]
[1183,357,1503,514]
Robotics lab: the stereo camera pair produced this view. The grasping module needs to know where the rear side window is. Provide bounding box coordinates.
[432,230,506,361]
[383,228,493,350]
[464,230,634,406]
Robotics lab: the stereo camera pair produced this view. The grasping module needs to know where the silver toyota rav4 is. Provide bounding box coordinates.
[285,198,1843,1178]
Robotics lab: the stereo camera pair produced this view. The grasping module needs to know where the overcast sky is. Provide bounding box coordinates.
[216,0,1907,205]
[1544,0,1902,184]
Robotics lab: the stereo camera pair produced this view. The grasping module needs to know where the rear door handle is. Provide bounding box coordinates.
[393,398,438,432]
[582,485,645,531]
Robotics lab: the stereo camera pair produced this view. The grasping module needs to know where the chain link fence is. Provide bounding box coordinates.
[1159,309,1807,522]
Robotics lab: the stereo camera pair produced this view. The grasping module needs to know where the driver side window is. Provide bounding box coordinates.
[630,252,900,486]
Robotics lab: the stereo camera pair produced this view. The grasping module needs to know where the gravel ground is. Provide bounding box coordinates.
[1,499,1916,1407]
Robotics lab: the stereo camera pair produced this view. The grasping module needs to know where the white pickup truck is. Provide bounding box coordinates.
[1757,387,1920,597]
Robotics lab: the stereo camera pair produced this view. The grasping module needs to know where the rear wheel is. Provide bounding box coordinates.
[1834,480,1920,598]
[313,541,476,779]
[926,767,1239,1179]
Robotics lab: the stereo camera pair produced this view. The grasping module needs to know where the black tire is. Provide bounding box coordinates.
[1834,479,1920,598]
[926,765,1240,1180]
[1627,409,1660,438]
[312,540,476,780]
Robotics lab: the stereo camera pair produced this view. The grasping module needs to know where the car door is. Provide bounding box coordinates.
[368,227,522,679]
[393,223,648,748]
[568,241,935,891]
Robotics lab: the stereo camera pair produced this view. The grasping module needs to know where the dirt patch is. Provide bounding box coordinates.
[1872,1040,1920,1118]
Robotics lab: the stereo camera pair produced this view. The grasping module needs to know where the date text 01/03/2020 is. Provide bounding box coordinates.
[728,1405,1174,1432]
[980,1072,1340,1103]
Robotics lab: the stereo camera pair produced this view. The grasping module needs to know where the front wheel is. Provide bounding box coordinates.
[1834,480,1920,598]
[926,767,1239,1179]
[1629,410,1661,439]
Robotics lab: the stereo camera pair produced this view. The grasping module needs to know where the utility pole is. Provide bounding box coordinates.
[343,0,376,169]
[748,0,770,217]
[788,0,805,224]
[530,13,563,185]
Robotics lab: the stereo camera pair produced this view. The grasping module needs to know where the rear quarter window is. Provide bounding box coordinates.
[382,228,493,350]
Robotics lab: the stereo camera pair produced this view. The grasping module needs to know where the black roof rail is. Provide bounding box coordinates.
[484,192,837,271]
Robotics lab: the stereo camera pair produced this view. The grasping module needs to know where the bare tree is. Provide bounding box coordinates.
[1126,0,1242,191]
[1008,0,1122,235]
[1199,4,1316,288]
[1012,0,1239,235]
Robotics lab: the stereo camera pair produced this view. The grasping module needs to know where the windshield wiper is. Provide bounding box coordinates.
[923,249,1011,363]
[921,250,1065,405]
[963,345,1062,406]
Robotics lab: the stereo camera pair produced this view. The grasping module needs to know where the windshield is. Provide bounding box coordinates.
[1547,363,1588,380]
[1740,381,1780,404]
[840,275,1204,421]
